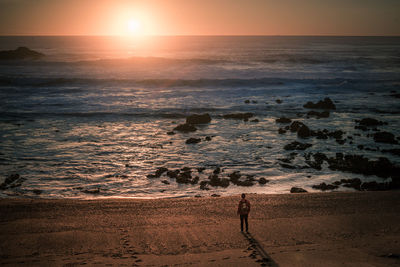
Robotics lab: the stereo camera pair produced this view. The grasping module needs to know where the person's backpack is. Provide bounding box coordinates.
[241,200,248,213]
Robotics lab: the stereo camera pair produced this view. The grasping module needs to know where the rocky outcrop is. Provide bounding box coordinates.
[186,113,211,124]
[373,132,398,144]
[186,138,201,144]
[223,113,254,121]
[0,174,26,190]
[303,97,336,110]
[290,187,308,193]
[297,125,311,138]
[356,118,387,127]
[174,123,197,132]
[276,117,292,123]
[0,47,45,60]
[327,154,398,178]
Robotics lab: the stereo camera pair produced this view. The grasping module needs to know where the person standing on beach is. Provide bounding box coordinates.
[237,193,250,232]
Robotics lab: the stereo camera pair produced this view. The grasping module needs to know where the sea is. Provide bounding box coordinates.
[0,36,399,199]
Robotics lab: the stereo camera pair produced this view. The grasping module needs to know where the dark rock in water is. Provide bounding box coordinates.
[357,118,387,126]
[382,149,400,156]
[336,139,346,145]
[305,160,322,170]
[167,131,175,135]
[280,163,296,169]
[155,167,168,177]
[0,47,45,60]
[223,113,254,120]
[161,180,170,185]
[373,132,398,144]
[211,194,221,197]
[200,181,209,190]
[250,119,259,123]
[236,180,254,186]
[327,154,399,178]
[290,187,308,193]
[147,174,158,179]
[278,128,286,134]
[176,171,193,184]
[205,136,212,141]
[340,178,362,190]
[167,170,180,178]
[389,93,400,98]
[181,167,191,172]
[306,110,330,118]
[244,100,250,104]
[314,152,328,163]
[32,189,42,195]
[312,183,338,191]
[83,188,100,194]
[208,174,230,187]
[252,100,257,104]
[357,145,364,150]
[360,181,385,191]
[258,178,269,184]
[213,167,221,174]
[276,99,282,104]
[284,141,312,150]
[174,123,197,132]
[303,97,336,110]
[197,167,206,173]
[228,171,241,183]
[328,130,345,139]
[186,113,212,124]
[0,174,25,190]
[186,138,201,144]
[289,121,306,132]
[276,117,292,123]
[297,125,311,138]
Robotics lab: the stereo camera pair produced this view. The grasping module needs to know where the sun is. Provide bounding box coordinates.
[127,19,141,35]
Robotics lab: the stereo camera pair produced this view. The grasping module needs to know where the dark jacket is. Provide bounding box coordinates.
[237,199,250,215]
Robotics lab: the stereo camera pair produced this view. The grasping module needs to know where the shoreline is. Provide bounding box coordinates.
[1,191,400,266]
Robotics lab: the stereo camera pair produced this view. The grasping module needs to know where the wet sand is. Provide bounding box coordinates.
[1,191,399,266]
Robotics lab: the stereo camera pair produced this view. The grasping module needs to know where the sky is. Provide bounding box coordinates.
[0,0,399,36]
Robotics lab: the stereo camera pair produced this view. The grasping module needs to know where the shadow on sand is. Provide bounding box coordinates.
[242,232,278,267]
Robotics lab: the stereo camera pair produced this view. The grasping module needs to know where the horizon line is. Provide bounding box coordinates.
[0,34,399,37]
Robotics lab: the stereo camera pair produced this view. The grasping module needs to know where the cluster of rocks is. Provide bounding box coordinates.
[312,177,398,192]
[354,118,387,131]
[146,166,269,190]
[0,174,26,190]
[278,120,346,143]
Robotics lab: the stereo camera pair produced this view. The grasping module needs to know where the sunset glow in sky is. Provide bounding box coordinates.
[0,0,399,36]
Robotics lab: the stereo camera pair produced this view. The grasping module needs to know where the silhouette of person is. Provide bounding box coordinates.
[237,193,250,232]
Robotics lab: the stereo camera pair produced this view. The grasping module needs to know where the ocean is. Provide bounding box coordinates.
[0,36,399,198]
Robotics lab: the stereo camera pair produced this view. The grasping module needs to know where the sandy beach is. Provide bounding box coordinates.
[0,191,399,266]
